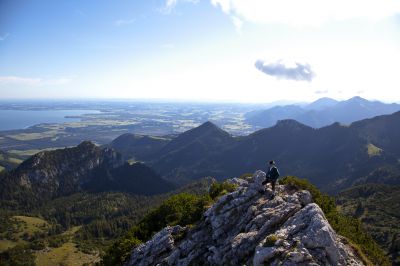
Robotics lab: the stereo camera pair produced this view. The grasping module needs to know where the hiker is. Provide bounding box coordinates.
[262,160,280,195]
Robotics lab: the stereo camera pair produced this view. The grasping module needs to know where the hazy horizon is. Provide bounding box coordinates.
[0,95,399,105]
[1,1,400,103]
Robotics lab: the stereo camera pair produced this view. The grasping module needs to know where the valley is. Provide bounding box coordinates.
[1,101,400,265]
[0,101,259,158]
[3,0,400,264]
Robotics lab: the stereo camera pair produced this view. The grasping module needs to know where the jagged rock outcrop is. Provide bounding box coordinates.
[0,141,176,206]
[1,141,123,200]
[126,170,364,266]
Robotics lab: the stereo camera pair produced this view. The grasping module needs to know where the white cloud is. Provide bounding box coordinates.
[211,0,400,26]
[231,16,243,32]
[161,0,199,14]
[0,76,73,86]
[0,33,10,41]
[0,76,42,86]
[114,18,135,26]
[255,59,315,81]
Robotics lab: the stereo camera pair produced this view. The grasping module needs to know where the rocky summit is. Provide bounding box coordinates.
[126,170,364,266]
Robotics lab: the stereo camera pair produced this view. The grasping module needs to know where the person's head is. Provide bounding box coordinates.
[269,160,275,165]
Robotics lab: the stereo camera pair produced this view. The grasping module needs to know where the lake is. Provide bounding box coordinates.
[0,109,101,131]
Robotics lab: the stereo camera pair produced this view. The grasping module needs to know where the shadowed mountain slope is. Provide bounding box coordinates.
[111,113,400,193]
[109,133,170,161]
[148,121,236,182]
[0,141,174,208]
[337,184,400,264]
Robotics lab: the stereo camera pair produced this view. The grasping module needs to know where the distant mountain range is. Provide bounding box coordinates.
[5,107,400,199]
[245,96,400,128]
[2,111,400,264]
[110,111,400,193]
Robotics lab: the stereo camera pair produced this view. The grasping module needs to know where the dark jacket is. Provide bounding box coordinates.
[267,165,280,180]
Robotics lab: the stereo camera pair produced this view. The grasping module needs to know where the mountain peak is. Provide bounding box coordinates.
[182,121,229,138]
[275,119,310,129]
[126,171,364,265]
[346,96,368,103]
[311,97,338,104]
[307,97,339,110]
[77,140,97,149]
[198,121,219,129]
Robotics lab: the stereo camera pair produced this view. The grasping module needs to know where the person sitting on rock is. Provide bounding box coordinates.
[262,160,280,196]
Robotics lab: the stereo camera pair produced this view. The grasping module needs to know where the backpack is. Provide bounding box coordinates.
[269,166,280,180]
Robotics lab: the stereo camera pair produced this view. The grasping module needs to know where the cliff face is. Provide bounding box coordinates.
[126,171,364,266]
[9,141,123,198]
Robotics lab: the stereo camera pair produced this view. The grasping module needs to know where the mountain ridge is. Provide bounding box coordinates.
[246,96,400,128]
[110,112,400,193]
[124,172,367,266]
[0,141,175,208]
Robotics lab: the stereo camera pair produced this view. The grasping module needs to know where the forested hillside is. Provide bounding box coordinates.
[111,111,400,193]
[337,184,400,264]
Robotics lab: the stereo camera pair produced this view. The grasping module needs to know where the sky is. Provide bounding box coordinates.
[0,0,400,103]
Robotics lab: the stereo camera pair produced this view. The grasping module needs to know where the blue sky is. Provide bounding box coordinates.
[1,0,400,102]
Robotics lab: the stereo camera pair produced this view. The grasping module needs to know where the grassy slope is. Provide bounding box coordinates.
[35,226,100,266]
[0,216,101,265]
[0,215,49,252]
[35,242,99,266]
[0,179,213,265]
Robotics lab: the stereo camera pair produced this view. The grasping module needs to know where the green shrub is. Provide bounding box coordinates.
[238,173,253,180]
[264,234,278,247]
[102,193,212,265]
[280,176,390,266]
[101,237,142,266]
[30,239,46,250]
[209,181,237,200]
[47,234,69,248]
[0,245,35,266]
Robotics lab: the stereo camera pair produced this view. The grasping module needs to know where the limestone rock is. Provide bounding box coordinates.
[126,170,364,266]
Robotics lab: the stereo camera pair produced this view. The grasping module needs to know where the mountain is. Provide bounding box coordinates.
[123,173,377,266]
[337,184,400,264]
[109,133,170,161]
[148,121,236,182]
[246,96,400,128]
[111,113,400,193]
[0,141,175,208]
[305,97,339,110]
[245,105,306,129]
[83,162,175,195]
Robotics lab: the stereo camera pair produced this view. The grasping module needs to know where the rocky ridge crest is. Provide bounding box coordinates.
[11,141,123,196]
[126,170,364,266]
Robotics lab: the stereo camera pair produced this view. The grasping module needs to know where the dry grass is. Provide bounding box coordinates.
[367,143,383,157]
[35,242,100,266]
[6,130,58,141]
[13,216,50,239]
[0,239,18,252]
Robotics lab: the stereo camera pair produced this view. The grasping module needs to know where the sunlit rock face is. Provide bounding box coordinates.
[126,171,364,266]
